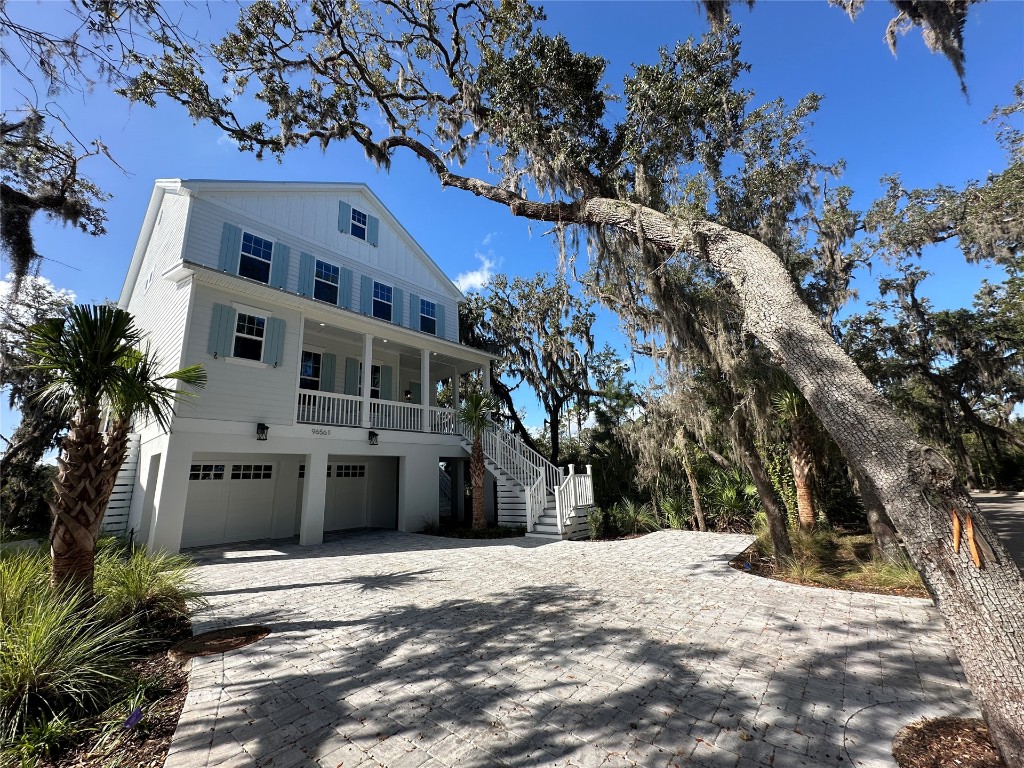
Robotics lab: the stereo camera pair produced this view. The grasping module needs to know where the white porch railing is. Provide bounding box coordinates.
[297,391,362,427]
[430,407,457,435]
[369,400,422,431]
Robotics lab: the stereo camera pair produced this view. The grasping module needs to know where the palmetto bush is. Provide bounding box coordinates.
[705,467,760,531]
[0,551,139,744]
[610,499,660,536]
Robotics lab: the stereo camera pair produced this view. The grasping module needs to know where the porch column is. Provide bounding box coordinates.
[483,361,492,392]
[299,448,329,546]
[421,348,430,432]
[360,332,374,428]
[452,370,461,409]
[293,316,305,426]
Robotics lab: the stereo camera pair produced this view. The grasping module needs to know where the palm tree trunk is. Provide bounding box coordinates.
[49,412,132,596]
[471,435,486,530]
[790,422,816,531]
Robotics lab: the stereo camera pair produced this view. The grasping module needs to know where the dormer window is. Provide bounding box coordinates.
[239,232,273,284]
[420,299,437,335]
[372,281,393,322]
[351,208,368,241]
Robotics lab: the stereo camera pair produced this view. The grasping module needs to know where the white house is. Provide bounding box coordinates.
[110,179,591,553]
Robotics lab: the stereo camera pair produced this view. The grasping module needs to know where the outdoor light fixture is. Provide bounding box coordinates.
[404,390,412,402]
[368,431,379,446]
[256,423,269,441]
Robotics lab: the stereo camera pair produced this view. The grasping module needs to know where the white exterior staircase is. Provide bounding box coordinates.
[100,433,141,537]
[454,416,593,540]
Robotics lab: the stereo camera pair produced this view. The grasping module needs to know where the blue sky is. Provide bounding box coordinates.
[2,0,1023,436]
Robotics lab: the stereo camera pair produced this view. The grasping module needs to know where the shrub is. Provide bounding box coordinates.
[0,558,139,742]
[94,546,206,629]
[611,500,660,536]
[850,556,924,592]
[659,496,689,530]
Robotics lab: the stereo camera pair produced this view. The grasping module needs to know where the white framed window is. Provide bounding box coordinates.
[334,464,366,478]
[372,281,392,321]
[314,259,340,304]
[233,312,266,361]
[420,299,437,335]
[300,350,321,391]
[238,232,273,284]
[189,464,225,480]
[350,208,368,241]
[358,363,382,399]
[230,464,273,480]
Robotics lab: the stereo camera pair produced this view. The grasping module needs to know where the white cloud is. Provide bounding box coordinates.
[1,274,76,325]
[455,251,497,292]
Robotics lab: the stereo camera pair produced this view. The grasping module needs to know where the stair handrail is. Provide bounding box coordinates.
[554,463,595,531]
[438,467,453,501]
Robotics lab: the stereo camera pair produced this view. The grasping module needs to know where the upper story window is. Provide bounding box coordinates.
[372,281,392,322]
[238,232,273,284]
[300,351,321,390]
[314,260,340,304]
[350,208,368,241]
[233,312,265,361]
[420,299,437,335]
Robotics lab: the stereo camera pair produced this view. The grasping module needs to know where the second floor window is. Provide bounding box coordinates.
[239,232,273,284]
[300,351,321,390]
[420,299,437,335]
[351,208,368,240]
[372,281,392,321]
[233,312,265,361]
[314,260,340,304]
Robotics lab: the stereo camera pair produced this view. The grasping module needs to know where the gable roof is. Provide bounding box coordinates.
[118,179,467,307]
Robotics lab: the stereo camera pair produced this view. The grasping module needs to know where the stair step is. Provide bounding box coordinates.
[537,514,557,525]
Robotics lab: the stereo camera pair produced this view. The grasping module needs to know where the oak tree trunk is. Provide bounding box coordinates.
[681,453,708,532]
[852,470,904,562]
[426,180,1024,763]
[734,417,793,561]
[471,435,486,530]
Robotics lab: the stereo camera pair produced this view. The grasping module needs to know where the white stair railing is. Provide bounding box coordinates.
[455,415,588,534]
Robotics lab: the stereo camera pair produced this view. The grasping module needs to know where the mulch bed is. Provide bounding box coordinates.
[45,619,193,768]
[893,717,1006,768]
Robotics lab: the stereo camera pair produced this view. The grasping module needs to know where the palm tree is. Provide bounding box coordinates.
[773,389,818,532]
[459,390,495,530]
[25,305,205,595]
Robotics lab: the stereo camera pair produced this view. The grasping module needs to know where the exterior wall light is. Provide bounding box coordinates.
[256,423,270,441]
[368,430,379,446]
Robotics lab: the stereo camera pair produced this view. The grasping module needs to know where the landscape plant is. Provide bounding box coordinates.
[458,390,497,531]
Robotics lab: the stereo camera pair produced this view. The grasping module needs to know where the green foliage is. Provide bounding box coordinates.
[0,543,203,756]
[420,521,525,539]
[705,467,760,531]
[659,495,690,530]
[0,551,139,743]
[93,545,207,630]
[0,462,54,535]
[609,500,660,537]
[848,556,924,592]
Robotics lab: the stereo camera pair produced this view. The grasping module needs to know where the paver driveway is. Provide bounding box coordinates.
[167,530,977,768]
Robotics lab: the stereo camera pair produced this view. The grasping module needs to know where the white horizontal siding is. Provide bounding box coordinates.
[183,195,460,342]
[124,195,192,432]
[182,285,302,425]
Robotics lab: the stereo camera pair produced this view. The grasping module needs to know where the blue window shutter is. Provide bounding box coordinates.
[262,317,286,366]
[298,252,314,297]
[360,275,373,315]
[208,304,236,358]
[437,303,446,339]
[380,365,393,401]
[218,223,242,273]
[411,382,422,405]
[409,293,420,330]
[393,287,404,326]
[321,353,337,392]
[367,216,379,247]
[338,201,352,234]
[344,357,360,395]
[338,267,353,309]
[270,242,290,289]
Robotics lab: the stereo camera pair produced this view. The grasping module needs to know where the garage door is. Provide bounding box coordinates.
[181,462,277,547]
[325,463,368,531]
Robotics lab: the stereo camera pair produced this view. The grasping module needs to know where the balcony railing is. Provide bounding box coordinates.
[297,391,457,434]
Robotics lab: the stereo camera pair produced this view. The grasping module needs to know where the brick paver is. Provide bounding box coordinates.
[166,530,976,768]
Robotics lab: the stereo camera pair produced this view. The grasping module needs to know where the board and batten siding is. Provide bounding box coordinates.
[182,284,302,426]
[124,193,192,384]
[182,195,459,342]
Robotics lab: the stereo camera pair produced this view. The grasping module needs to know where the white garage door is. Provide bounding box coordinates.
[181,462,277,547]
[325,463,368,531]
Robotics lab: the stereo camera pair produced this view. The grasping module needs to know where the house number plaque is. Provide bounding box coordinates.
[311,428,332,437]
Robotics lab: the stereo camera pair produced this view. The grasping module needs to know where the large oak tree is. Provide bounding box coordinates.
[125,2,1024,760]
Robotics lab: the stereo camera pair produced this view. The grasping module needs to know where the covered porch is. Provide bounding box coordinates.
[295,318,492,433]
